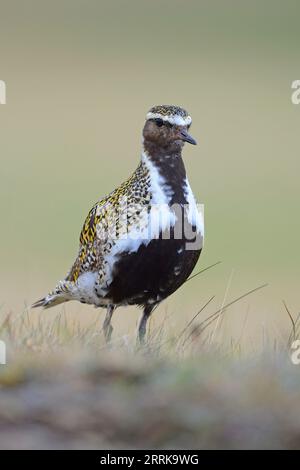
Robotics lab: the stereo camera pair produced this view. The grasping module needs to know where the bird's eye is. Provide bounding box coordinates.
[154,118,164,127]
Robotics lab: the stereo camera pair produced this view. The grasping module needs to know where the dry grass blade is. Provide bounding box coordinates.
[199,283,268,329]
[184,283,268,348]
[177,295,215,342]
[184,261,222,284]
[283,300,296,346]
[0,312,13,339]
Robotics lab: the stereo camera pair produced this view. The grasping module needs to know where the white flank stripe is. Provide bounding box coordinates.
[184,178,204,236]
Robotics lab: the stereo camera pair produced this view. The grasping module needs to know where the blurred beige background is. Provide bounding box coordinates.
[0,0,299,343]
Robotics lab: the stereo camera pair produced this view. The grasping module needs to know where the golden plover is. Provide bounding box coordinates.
[33,105,204,343]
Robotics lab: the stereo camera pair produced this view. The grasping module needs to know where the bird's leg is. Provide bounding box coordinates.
[138,304,154,344]
[103,304,115,343]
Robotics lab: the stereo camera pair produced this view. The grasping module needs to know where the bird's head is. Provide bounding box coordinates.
[143,105,196,155]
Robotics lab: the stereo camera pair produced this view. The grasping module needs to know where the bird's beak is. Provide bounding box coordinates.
[180,129,197,145]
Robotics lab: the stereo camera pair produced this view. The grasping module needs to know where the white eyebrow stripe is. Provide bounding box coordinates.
[146,112,192,126]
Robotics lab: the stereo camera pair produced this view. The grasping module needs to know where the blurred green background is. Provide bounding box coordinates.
[0,0,299,340]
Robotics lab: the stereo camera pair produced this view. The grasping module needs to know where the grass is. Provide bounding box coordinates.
[0,279,299,450]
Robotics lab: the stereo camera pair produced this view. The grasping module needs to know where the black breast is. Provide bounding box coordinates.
[105,152,202,307]
[105,229,201,307]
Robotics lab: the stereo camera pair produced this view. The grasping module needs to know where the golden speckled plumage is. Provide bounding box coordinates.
[149,105,190,119]
[66,160,151,284]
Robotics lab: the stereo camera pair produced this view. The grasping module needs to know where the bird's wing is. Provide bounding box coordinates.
[65,162,150,284]
[65,194,114,282]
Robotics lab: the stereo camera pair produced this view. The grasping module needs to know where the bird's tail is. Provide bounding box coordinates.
[32,281,74,309]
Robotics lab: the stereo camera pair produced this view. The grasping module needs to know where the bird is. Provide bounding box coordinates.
[33,105,204,343]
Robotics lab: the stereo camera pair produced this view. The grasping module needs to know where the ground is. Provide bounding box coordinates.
[0,303,299,450]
